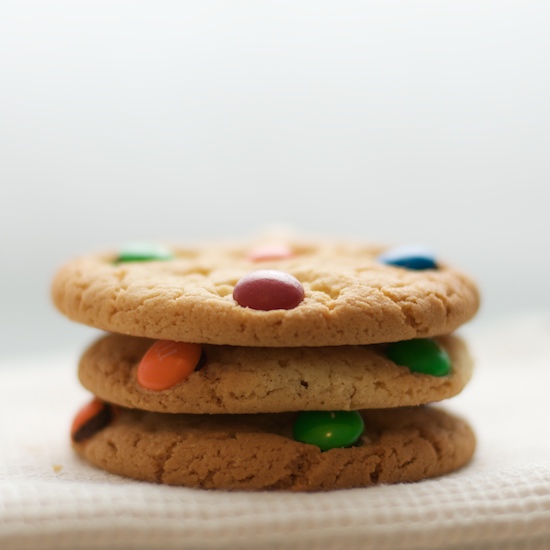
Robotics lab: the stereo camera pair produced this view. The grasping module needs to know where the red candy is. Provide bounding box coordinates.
[247,244,294,262]
[137,340,203,391]
[233,270,305,311]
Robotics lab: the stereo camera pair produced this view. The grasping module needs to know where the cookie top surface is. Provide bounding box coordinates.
[72,404,476,491]
[52,236,480,346]
[79,333,473,414]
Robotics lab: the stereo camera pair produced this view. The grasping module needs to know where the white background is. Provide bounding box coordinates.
[1,1,549,357]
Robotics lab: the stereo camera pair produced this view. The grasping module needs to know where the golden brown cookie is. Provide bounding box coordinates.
[52,237,480,347]
[72,404,476,491]
[78,333,473,413]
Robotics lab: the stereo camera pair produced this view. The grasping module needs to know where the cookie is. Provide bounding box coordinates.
[78,333,473,413]
[52,237,480,347]
[71,404,476,491]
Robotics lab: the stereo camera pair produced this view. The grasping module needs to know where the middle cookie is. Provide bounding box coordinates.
[79,333,473,414]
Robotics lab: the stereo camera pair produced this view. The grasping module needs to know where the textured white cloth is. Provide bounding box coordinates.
[1,314,550,550]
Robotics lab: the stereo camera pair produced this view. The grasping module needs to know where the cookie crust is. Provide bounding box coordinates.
[52,239,480,347]
[73,406,476,491]
[79,333,473,414]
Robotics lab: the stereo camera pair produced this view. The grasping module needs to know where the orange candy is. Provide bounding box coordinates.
[137,340,203,391]
[247,244,294,262]
[71,397,107,441]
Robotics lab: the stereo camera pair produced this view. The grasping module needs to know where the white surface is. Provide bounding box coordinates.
[1,1,550,356]
[1,315,549,550]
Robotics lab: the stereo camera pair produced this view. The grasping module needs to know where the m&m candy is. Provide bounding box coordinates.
[115,242,174,263]
[378,245,437,270]
[385,338,451,377]
[233,270,305,311]
[71,398,113,442]
[293,410,364,451]
[246,244,295,262]
[137,340,204,390]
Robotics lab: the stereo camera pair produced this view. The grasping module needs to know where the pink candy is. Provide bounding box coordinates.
[246,244,294,262]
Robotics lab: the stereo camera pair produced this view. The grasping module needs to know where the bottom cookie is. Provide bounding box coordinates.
[72,405,475,491]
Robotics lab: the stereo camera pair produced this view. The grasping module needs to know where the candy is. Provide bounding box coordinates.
[247,244,294,262]
[71,398,113,442]
[115,242,174,263]
[233,270,305,311]
[378,245,437,270]
[293,410,364,451]
[385,338,451,376]
[137,340,203,390]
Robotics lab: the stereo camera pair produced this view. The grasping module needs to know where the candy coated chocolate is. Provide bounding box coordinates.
[233,270,304,311]
[386,338,451,377]
[115,242,174,263]
[138,340,203,390]
[293,410,364,451]
[247,244,295,262]
[71,398,113,442]
[378,245,437,270]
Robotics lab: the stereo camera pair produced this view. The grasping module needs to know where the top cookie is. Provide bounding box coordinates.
[51,236,480,346]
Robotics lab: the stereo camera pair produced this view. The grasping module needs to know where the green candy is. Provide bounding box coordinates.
[114,242,174,263]
[385,338,451,377]
[293,410,364,451]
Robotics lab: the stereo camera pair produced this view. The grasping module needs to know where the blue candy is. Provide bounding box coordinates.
[378,245,438,270]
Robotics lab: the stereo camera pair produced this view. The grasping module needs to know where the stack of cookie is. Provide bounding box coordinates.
[52,236,479,491]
